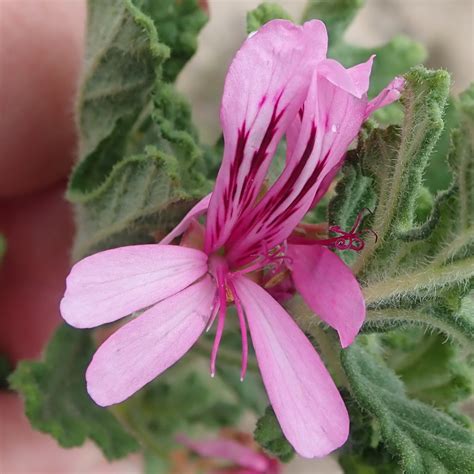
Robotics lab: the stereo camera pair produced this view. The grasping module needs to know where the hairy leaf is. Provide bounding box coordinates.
[381,330,473,407]
[354,81,474,348]
[339,453,401,474]
[9,325,139,460]
[345,80,474,350]
[341,343,474,473]
[115,357,242,454]
[72,0,169,192]
[339,394,402,474]
[140,0,207,82]
[69,0,208,259]
[254,406,294,463]
[246,2,292,34]
[72,149,199,259]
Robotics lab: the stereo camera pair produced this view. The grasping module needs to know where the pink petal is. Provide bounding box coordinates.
[287,245,365,348]
[232,276,349,458]
[60,245,208,328]
[365,75,405,119]
[227,56,376,263]
[317,58,367,98]
[287,56,382,208]
[86,275,216,406]
[347,55,375,97]
[205,19,328,254]
[311,163,340,206]
[160,193,211,245]
[177,435,269,472]
[285,113,302,163]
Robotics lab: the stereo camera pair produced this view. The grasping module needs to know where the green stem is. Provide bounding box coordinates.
[363,256,474,305]
[365,307,474,357]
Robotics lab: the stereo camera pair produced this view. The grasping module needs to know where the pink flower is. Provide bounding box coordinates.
[61,20,403,458]
[176,433,281,474]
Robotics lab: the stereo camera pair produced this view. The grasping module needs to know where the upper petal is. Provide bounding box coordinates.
[287,245,365,348]
[86,275,216,406]
[232,276,349,458]
[60,244,208,328]
[205,19,328,254]
[226,58,369,263]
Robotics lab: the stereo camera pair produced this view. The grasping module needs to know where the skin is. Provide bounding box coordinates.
[0,1,140,471]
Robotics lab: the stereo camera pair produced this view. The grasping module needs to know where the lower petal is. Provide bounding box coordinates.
[287,245,365,348]
[61,244,208,328]
[232,276,349,458]
[86,275,216,406]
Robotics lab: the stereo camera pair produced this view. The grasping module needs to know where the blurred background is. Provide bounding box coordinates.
[0,1,472,473]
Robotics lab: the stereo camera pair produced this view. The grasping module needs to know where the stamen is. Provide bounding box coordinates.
[206,292,220,332]
[210,268,227,377]
[227,279,248,381]
[264,269,290,289]
[289,208,376,251]
[235,244,291,277]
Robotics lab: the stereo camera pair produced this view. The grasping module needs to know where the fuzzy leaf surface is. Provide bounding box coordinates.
[9,325,140,460]
[341,343,474,473]
[254,406,295,463]
[246,2,292,33]
[381,330,473,407]
[69,0,208,259]
[115,357,243,454]
[330,70,474,350]
[140,0,207,81]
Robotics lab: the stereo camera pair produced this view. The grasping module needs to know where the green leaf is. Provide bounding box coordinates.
[71,149,200,259]
[364,291,474,356]
[217,367,267,415]
[382,330,473,407]
[115,358,242,455]
[254,406,294,463]
[69,0,208,259]
[72,0,169,192]
[246,2,293,34]
[343,80,474,350]
[339,453,401,474]
[9,325,140,460]
[303,0,426,98]
[213,333,267,415]
[341,343,474,473]
[151,82,208,188]
[338,394,402,474]
[140,0,208,82]
[424,98,458,193]
[144,451,170,474]
[328,152,376,266]
[329,75,474,352]
[302,0,364,44]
